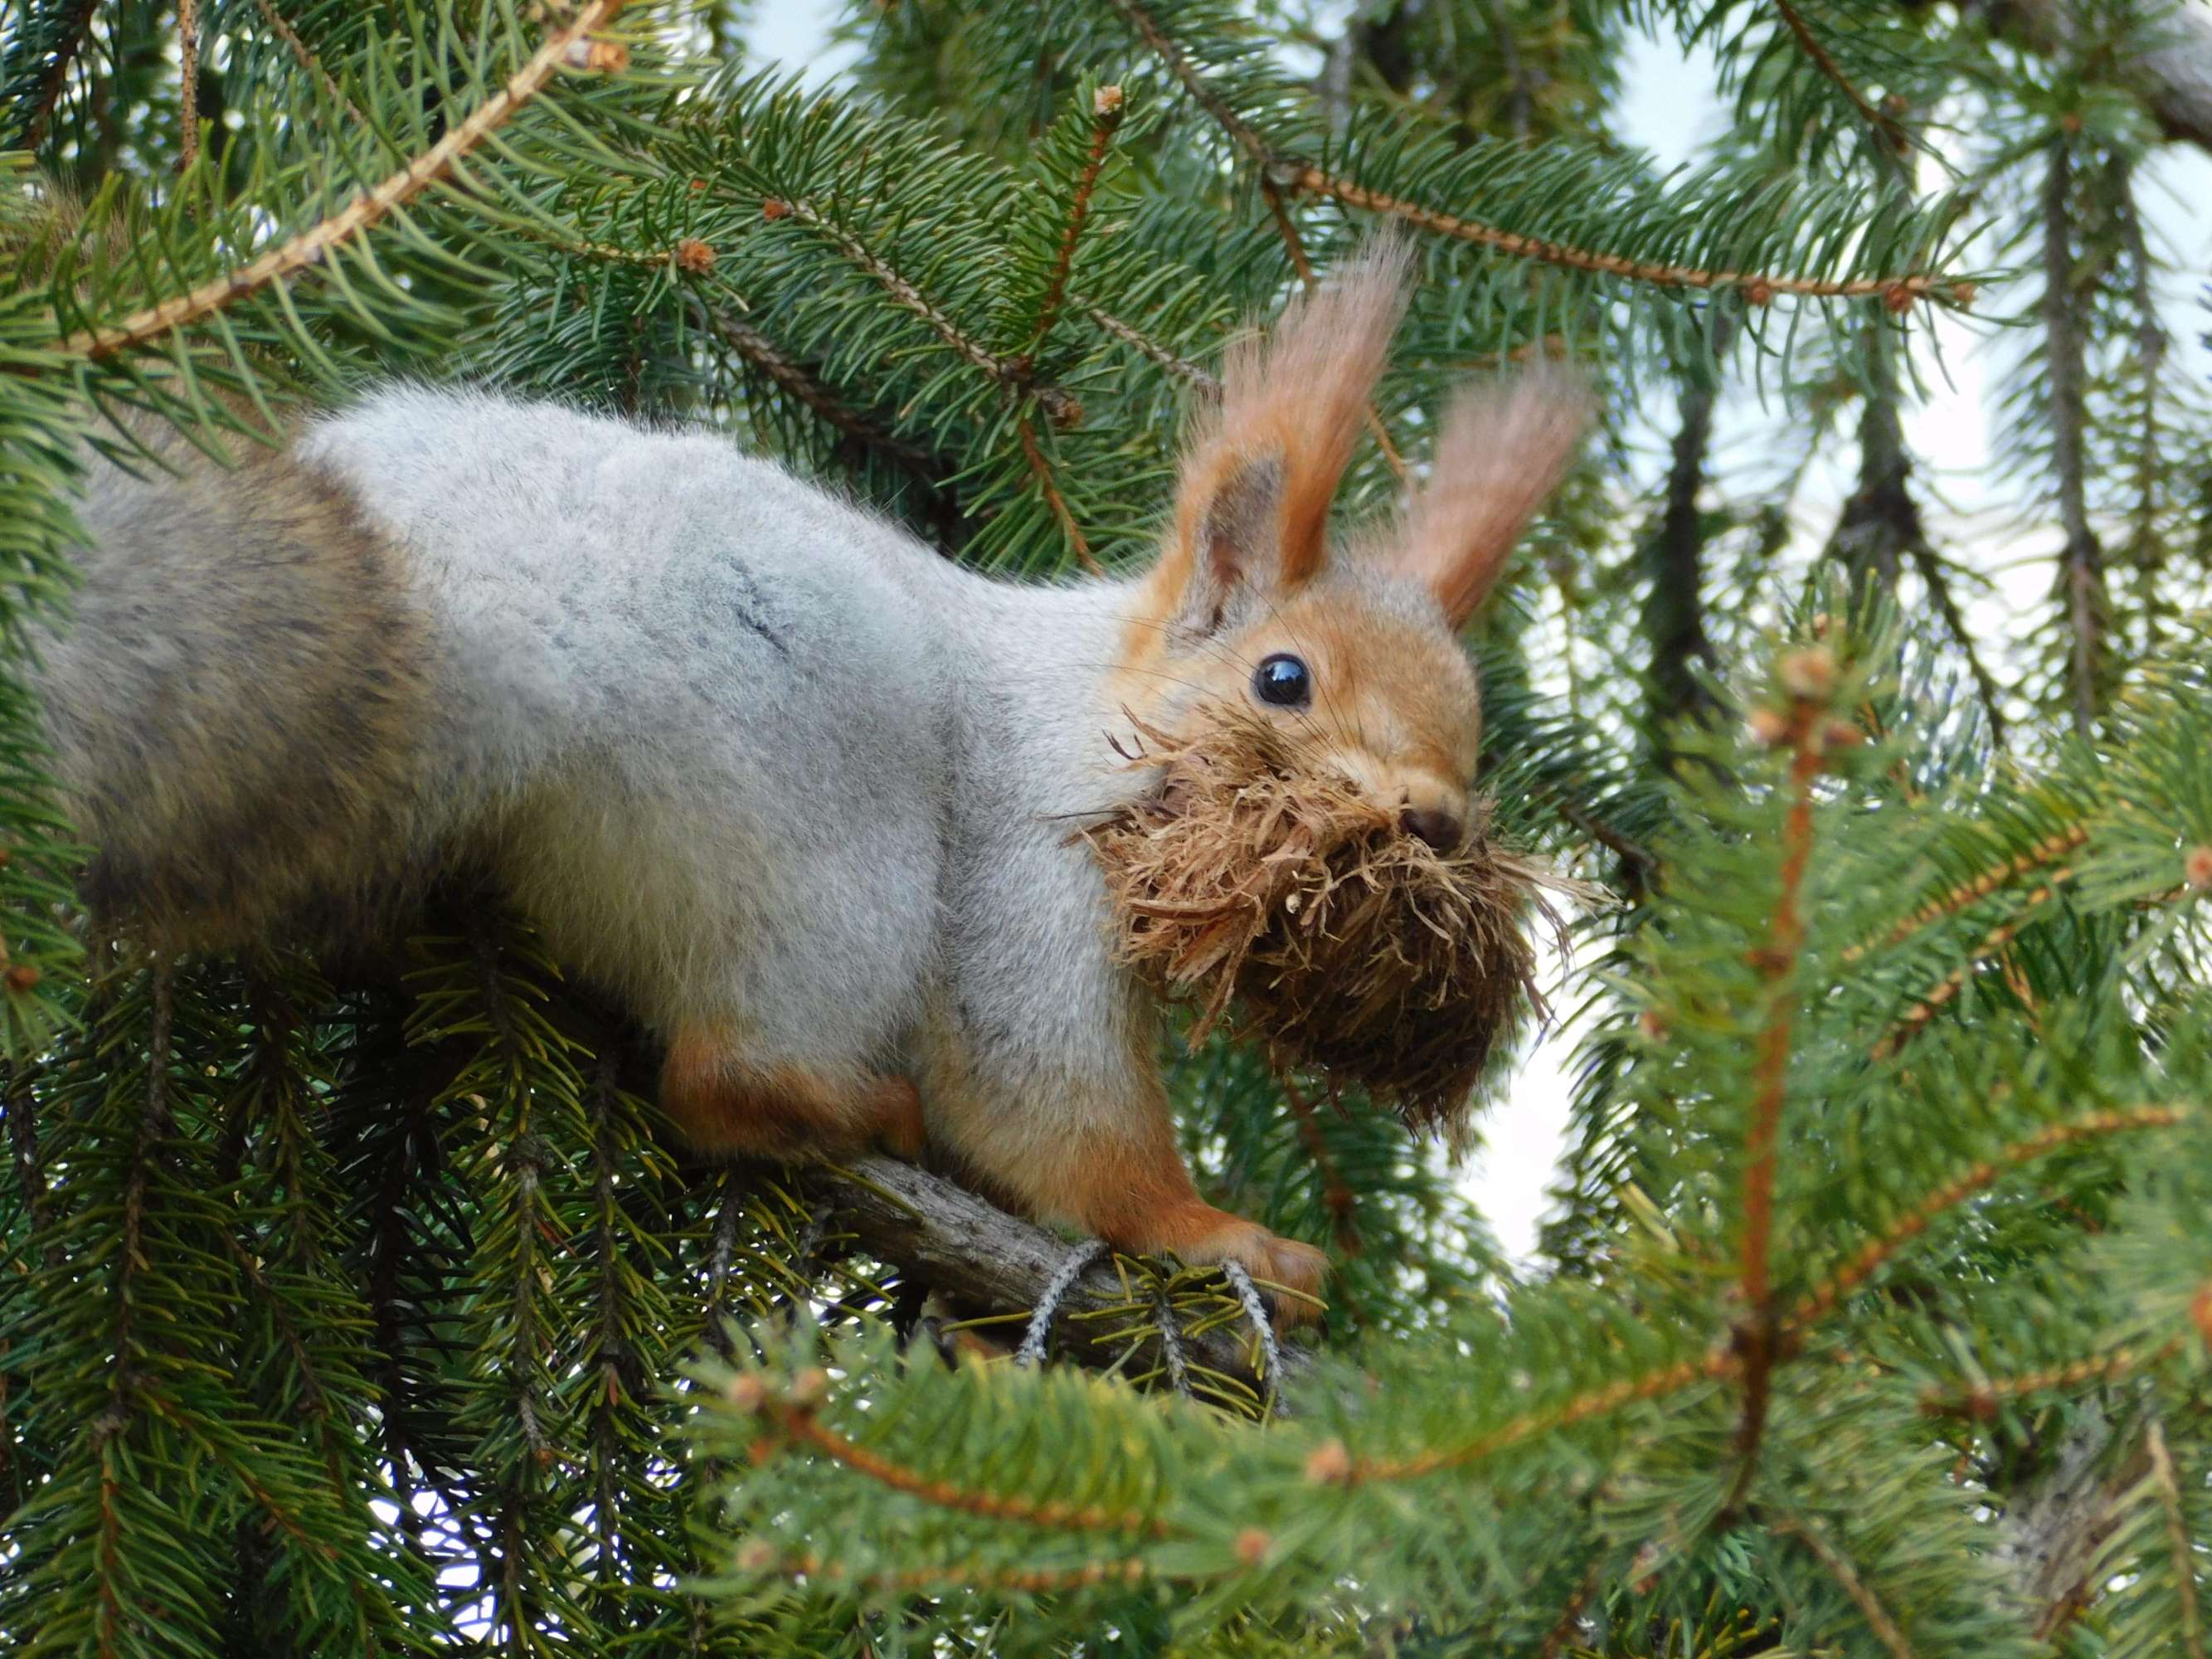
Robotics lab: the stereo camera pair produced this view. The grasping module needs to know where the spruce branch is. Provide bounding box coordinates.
[1870,881,2063,1061]
[1773,1516,1917,1659]
[693,298,940,469]
[1281,163,1970,306]
[763,196,1084,430]
[247,0,351,111]
[2142,1415,2206,1659]
[1919,1336,2183,1417]
[1854,823,2089,959]
[1281,1074,1360,1255]
[1769,0,1910,154]
[2040,137,2112,735]
[700,1170,749,1361]
[6,0,95,150]
[1017,415,1101,572]
[738,1386,1172,1537]
[1788,1105,2190,1326]
[1103,0,1271,163]
[1986,0,2212,156]
[1075,297,1221,396]
[1537,1552,1607,1659]
[91,961,177,1656]
[1539,781,1661,887]
[1339,1344,1739,1482]
[1728,671,1829,1506]
[4,1063,58,1260]
[1018,85,1126,363]
[35,0,634,365]
[1108,0,1969,304]
[136,1384,332,1557]
[178,0,202,173]
[745,1548,1163,1597]
[806,1155,1297,1406]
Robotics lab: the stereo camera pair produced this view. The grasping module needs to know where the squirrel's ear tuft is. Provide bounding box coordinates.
[1162,240,1410,625]
[1394,367,1594,629]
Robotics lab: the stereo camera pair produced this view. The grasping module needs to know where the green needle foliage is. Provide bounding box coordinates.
[2,0,2210,1653]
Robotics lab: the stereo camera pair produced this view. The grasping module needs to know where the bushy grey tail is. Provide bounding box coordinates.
[32,421,437,943]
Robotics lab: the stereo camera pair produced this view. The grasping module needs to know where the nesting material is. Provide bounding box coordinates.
[1084,712,1578,1136]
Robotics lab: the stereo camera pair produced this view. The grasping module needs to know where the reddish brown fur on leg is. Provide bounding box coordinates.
[660,1027,925,1160]
[1054,1121,1330,1324]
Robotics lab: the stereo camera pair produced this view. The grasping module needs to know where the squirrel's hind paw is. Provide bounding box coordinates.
[1129,1205,1330,1326]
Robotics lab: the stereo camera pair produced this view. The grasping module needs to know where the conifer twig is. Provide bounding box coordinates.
[1281,1073,1360,1253]
[1788,1105,2189,1326]
[2041,138,2110,734]
[1728,672,1827,1506]
[178,0,202,173]
[1538,781,1660,887]
[40,0,634,364]
[743,1392,1171,1537]
[2143,1417,2206,1659]
[249,0,351,111]
[745,1548,1161,1596]
[1918,1336,2182,1418]
[4,1064,58,1259]
[1075,298,1221,397]
[94,961,176,1652]
[1107,0,1966,305]
[1284,164,1969,306]
[1851,823,2089,960]
[1774,1517,1917,1659]
[1018,416,1101,572]
[695,299,938,469]
[764,196,1084,430]
[1769,0,1909,154]
[1871,882,2062,1061]
[809,1155,1296,1400]
[1338,1343,1738,1482]
[1537,1552,1607,1659]
[1020,85,1125,362]
[12,0,97,150]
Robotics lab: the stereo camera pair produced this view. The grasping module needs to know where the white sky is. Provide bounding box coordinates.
[741,7,2212,1262]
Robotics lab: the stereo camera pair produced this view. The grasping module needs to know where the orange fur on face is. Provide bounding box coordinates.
[1114,582,1482,843]
[1115,241,1590,845]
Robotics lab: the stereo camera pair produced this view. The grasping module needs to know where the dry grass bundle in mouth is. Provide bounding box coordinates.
[1083,713,1579,1136]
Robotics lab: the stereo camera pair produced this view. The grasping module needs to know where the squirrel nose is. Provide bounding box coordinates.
[1400,806,1463,851]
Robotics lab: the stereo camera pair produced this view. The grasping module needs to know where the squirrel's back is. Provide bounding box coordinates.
[38,387,970,968]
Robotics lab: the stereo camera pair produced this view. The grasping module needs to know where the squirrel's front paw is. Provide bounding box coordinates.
[1125,1203,1329,1325]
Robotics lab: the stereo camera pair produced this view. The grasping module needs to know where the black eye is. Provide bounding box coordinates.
[1252,653,1311,709]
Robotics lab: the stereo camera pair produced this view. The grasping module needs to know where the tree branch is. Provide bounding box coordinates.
[1990,0,2212,156]
[807,1156,1300,1405]
[1643,364,1722,739]
[38,0,633,364]
[2039,139,2112,736]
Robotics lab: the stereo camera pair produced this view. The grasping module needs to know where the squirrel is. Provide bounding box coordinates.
[29,243,1590,1316]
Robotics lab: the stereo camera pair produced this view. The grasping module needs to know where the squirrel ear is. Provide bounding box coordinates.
[1396,367,1595,628]
[1165,446,1285,632]
[1163,240,1411,626]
